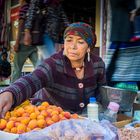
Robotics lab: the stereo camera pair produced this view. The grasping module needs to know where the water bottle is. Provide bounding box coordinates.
[87,97,99,122]
[102,102,120,123]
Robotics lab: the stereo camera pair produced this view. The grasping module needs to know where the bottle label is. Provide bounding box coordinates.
[87,105,99,122]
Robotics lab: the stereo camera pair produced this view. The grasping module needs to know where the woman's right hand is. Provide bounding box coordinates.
[0,92,14,118]
[13,41,19,52]
[23,30,32,46]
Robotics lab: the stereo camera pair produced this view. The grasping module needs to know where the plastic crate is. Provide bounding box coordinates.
[100,86,137,112]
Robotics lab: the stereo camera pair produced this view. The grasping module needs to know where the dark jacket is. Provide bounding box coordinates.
[2,50,106,113]
[25,0,69,43]
[110,0,136,42]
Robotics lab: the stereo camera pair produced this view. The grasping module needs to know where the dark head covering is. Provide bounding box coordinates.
[64,22,96,47]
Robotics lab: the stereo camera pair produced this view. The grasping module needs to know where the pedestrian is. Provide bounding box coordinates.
[24,0,69,64]
[11,0,38,82]
[106,0,140,90]
[130,0,140,42]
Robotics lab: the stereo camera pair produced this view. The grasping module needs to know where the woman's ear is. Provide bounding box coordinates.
[87,48,91,62]
[87,48,90,53]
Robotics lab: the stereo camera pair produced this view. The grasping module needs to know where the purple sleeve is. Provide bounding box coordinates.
[98,59,107,86]
[1,62,51,107]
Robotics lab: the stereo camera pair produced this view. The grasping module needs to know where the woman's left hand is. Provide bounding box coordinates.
[0,92,13,118]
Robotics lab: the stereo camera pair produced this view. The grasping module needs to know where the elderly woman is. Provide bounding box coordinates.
[0,22,106,118]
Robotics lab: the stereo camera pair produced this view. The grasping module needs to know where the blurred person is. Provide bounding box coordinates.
[130,0,140,42]
[106,0,140,89]
[0,51,11,78]
[11,0,38,82]
[24,0,69,64]
[0,22,106,118]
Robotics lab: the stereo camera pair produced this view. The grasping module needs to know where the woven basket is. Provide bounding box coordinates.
[114,114,132,128]
[114,119,132,128]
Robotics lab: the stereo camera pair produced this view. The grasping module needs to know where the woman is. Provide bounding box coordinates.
[0,22,106,118]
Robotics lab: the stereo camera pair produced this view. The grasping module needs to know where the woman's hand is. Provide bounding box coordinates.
[130,12,136,21]
[13,41,19,52]
[23,30,32,46]
[0,92,14,118]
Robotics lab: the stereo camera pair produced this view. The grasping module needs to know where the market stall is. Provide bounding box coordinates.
[0,87,139,140]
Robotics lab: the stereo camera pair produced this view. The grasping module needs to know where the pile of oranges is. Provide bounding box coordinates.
[0,101,79,134]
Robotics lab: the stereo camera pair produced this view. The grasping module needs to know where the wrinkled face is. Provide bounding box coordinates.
[64,35,90,62]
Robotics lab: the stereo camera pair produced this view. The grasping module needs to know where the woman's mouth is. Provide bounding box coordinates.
[69,52,78,57]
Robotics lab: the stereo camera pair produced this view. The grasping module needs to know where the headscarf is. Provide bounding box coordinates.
[64,22,96,47]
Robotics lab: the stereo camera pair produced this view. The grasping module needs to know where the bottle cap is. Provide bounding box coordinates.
[107,102,120,112]
[89,97,96,103]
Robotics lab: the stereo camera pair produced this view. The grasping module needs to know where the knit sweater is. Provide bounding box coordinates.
[19,3,29,20]
[2,50,106,113]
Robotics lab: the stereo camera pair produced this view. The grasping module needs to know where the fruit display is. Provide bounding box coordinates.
[0,100,79,134]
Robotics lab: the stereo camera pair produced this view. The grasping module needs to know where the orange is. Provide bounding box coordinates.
[24,105,35,114]
[57,107,63,113]
[20,117,30,125]
[46,108,53,115]
[37,105,46,111]
[28,119,37,130]
[26,127,31,132]
[59,114,64,119]
[33,127,41,131]
[0,119,7,130]
[37,119,46,128]
[16,107,25,117]
[4,112,11,120]
[71,113,79,119]
[6,121,15,130]
[51,114,60,123]
[46,119,54,126]
[10,127,17,133]
[3,128,10,133]
[15,122,21,127]
[9,117,17,121]
[63,111,71,119]
[51,110,59,116]
[22,112,30,117]
[30,112,37,119]
[41,101,49,108]
[37,115,45,120]
[40,110,48,117]
[17,124,26,134]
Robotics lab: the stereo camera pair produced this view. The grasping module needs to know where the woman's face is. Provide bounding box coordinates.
[64,35,89,62]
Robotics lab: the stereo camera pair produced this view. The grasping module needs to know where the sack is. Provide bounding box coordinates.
[31,11,46,45]
[19,119,118,140]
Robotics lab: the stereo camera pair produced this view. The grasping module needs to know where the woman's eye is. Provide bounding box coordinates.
[78,41,85,44]
[66,39,72,42]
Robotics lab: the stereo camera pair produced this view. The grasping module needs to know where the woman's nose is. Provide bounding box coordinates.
[70,41,77,49]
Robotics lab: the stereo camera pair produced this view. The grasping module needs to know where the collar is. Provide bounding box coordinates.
[62,53,94,79]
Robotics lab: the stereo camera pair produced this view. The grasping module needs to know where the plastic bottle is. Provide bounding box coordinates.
[87,97,99,122]
[102,102,120,123]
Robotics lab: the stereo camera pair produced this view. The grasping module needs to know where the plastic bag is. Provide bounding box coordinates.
[18,119,118,140]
